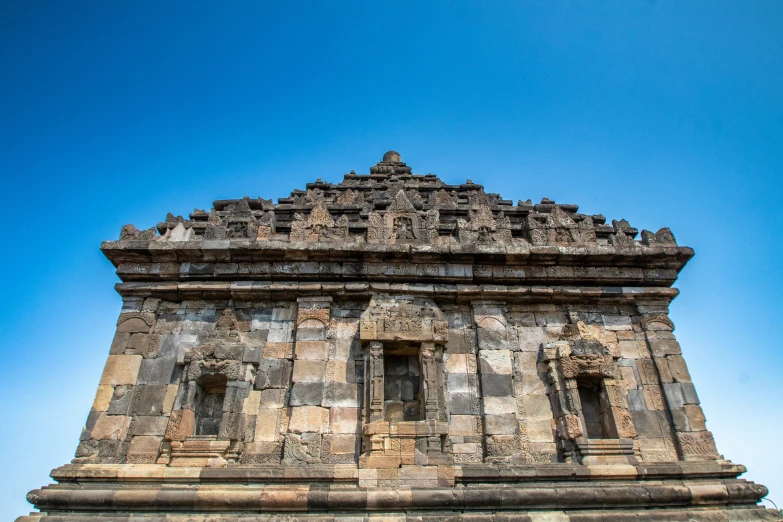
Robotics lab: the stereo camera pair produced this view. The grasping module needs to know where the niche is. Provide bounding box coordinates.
[193,374,227,436]
[577,378,613,440]
[383,351,421,422]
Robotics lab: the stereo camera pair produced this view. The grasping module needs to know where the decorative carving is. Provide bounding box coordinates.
[119,224,156,241]
[360,296,448,343]
[297,299,331,326]
[525,206,596,246]
[117,311,154,328]
[677,432,720,459]
[430,189,455,207]
[256,211,276,240]
[457,202,513,244]
[641,314,675,331]
[641,227,677,246]
[335,189,359,205]
[367,190,439,245]
[290,200,348,242]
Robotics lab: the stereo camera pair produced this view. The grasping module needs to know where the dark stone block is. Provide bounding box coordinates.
[130,384,168,416]
[255,359,292,389]
[107,385,134,416]
[480,373,514,397]
[137,358,177,385]
[290,382,324,406]
[449,392,473,414]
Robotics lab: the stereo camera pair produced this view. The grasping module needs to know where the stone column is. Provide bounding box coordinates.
[368,341,384,423]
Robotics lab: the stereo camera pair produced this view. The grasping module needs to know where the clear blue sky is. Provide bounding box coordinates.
[1,1,782,518]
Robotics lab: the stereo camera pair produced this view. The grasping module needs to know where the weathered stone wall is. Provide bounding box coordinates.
[78,295,716,469]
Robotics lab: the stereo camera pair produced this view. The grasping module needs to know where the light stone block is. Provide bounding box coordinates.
[523,394,553,419]
[479,350,513,374]
[516,327,547,352]
[484,414,517,435]
[294,341,329,361]
[288,406,328,433]
[483,396,516,415]
[162,384,178,414]
[445,353,469,374]
[603,315,632,330]
[527,418,555,443]
[329,407,361,434]
[255,409,281,441]
[91,414,131,440]
[449,415,477,436]
[292,360,326,382]
[243,390,262,416]
[99,355,143,386]
[92,385,113,412]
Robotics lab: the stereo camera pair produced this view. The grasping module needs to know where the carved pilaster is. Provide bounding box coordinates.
[368,341,384,422]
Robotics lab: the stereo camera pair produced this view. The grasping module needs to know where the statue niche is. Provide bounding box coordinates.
[542,321,637,465]
[359,296,450,468]
[161,308,258,467]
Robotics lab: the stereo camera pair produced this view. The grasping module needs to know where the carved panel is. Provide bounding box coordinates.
[360,296,448,343]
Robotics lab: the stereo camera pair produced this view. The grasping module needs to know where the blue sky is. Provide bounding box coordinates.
[1,1,782,518]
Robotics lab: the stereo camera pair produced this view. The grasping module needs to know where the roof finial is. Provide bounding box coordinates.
[383,150,401,163]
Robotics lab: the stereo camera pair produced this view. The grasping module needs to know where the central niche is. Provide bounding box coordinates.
[383,349,421,422]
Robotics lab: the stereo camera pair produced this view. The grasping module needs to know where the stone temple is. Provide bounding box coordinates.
[20,152,779,521]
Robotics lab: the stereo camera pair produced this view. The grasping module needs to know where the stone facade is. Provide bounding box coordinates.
[19,152,779,521]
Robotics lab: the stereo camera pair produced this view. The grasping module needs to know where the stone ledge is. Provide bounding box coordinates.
[26,478,770,514]
[114,281,680,303]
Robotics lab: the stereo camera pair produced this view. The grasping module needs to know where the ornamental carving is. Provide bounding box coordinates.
[525,206,596,246]
[456,202,513,244]
[360,296,448,343]
[366,190,440,245]
[290,200,349,242]
[296,297,331,326]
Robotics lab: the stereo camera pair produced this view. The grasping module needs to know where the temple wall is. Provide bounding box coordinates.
[78,295,717,468]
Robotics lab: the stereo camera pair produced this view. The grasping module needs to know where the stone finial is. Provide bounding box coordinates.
[383,150,402,163]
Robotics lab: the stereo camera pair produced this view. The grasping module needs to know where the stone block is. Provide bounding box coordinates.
[449,392,474,415]
[480,374,513,397]
[483,396,516,415]
[109,332,131,355]
[324,434,359,455]
[295,341,329,361]
[329,407,361,434]
[527,418,555,443]
[479,350,513,374]
[92,385,113,412]
[627,389,646,411]
[290,383,324,406]
[323,383,361,407]
[162,385,178,414]
[535,311,567,326]
[516,327,547,352]
[662,383,685,409]
[603,315,632,331]
[685,405,707,431]
[137,358,177,385]
[617,340,641,359]
[477,327,509,350]
[243,390,262,416]
[484,414,517,435]
[649,338,682,357]
[288,406,328,433]
[450,415,478,436]
[523,394,554,419]
[107,385,134,415]
[126,435,163,464]
[263,342,293,359]
[255,359,292,389]
[100,355,142,386]
[681,383,700,405]
[328,360,356,383]
[292,360,326,382]
[445,353,470,373]
[128,416,170,436]
[666,355,692,382]
[130,384,168,416]
[295,326,326,341]
[653,357,673,383]
[91,414,130,440]
[630,410,666,438]
[447,373,470,393]
[260,389,287,409]
[255,409,281,441]
[620,367,638,390]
